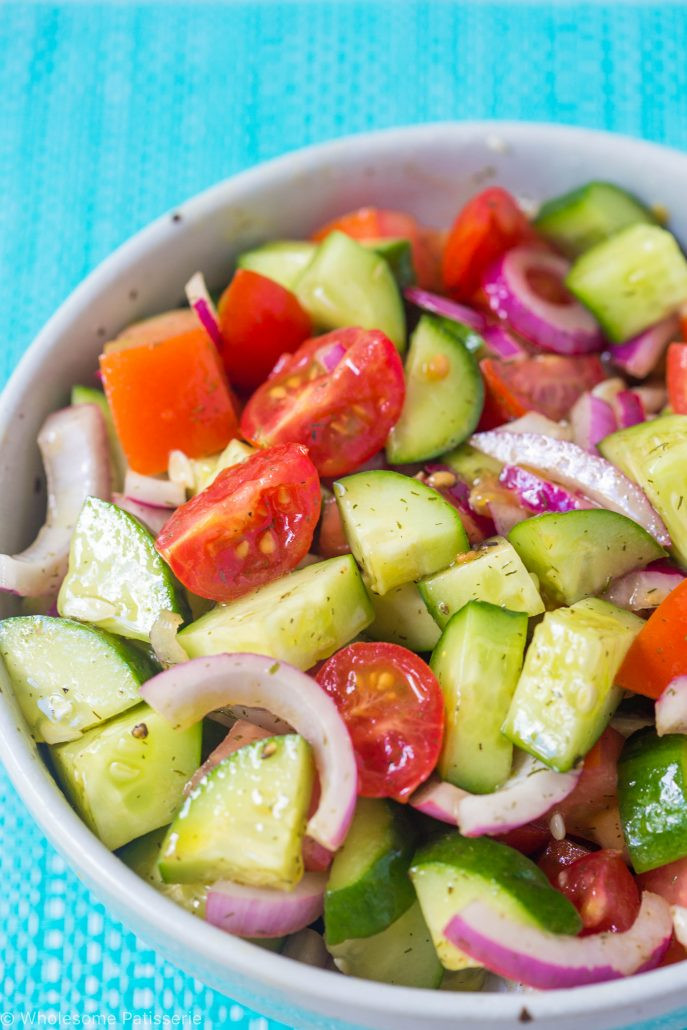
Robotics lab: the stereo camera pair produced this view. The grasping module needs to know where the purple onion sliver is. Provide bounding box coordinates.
[482,323,527,361]
[611,315,680,379]
[570,393,618,452]
[615,390,645,429]
[499,465,591,514]
[317,341,347,372]
[192,299,223,349]
[404,287,486,332]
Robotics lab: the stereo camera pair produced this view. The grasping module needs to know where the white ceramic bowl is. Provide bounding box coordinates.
[2,122,687,1030]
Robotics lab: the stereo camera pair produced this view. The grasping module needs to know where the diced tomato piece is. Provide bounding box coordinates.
[538,838,591,886]
[554,728,625,833]
[638,856,687,907]
[494,819,551,856]
[217,270,311,393]
[100,328,238,476]
[658,935,687,967]
[616,578,687,699]
[156,442,321,602]
[317,494,351,558]
[240,327,405,478]
[478,354,606,427]
[667,342,687,415]
[442,187,537,301]
[557,850,641,934]
[316,642,445,802]
[680,306,687,342]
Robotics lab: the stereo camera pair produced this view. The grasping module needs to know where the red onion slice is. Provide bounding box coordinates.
[499,465,592,516]
[0,405,110,597]
[656,677,687,737]
[482,247,605,355]
[615,390,645,429]
[185,271,223,348]
[611,315,680,379]
[672,905,687,949]
[150,610,188,668]
[313,340,347,373]
[111,494,173,536]
[482,324,528,361]
[124,470,185,509]
[443,892,672,988]
[140,653,357,850]
[403,287,486,332]
[470,431,671,546]
[603,561,684,612]
[570,394,617,452]
[206,872,326,938]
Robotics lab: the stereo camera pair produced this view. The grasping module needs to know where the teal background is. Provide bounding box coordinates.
[2,2,687,1026]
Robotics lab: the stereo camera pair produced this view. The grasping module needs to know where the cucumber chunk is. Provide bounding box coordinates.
[566,224,687,342]
[0,615,156,744]
[118,828,208,916]
[237,240,317,291]
[366,581,441,652]
[178,555,372,667]
[52,703,201,851]
[534,181,656,258]
[159,734,314,889]
[295,231,406,352]
[442,443,502,487]
[324,799,416,945]
[431,601,528,794]
[364,237,415,289]
[599,415,687,569]
[71,385,127,491]
[386,315,484,464]
[419,537,544,628]
[502,598,642,772]
[618,729,687,873]
[410,832,581,971]
[57,498,186,641]
[327,900,442,988]
[334,470,468,596]
[508,509,666,607]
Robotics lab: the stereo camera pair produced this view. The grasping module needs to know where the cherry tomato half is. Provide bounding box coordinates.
[557,849,641,935]
[240,327,405,478]
[317,494,351,558]
[156,442,321,602]
[217,269,311,393]
[442,187,537,301]
[316,641,445,801]
[538,838,591,886]
[494,819,552,856]
[554,727,625,834]
[478,354,606,427]
[666,342,687,415]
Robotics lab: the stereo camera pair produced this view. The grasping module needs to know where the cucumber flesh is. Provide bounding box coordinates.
[566,224,687,342]
[508,509,666,607]
[178,555,373,668]
[327,900,442,988]
[534,181,656,258]
[118,828,208,916]
[419,537,544,628]
[159,734,314,888]
[71,385,126,491]
[334,470,468,596]
[236,240,316,291]
[295,231,406,352]
[52,703,201,851]
[502,598,642,772]
[0,615,156,744]
[431,601,527,794]
[386,315,484,464]
[324,798,416,945]
[442,443,502,487]
[366,581,441,652]
[363,238,416,289]
[57,497,186,641]
[599,414,687,569]
[410,832,581,971]
[618,729,687,873]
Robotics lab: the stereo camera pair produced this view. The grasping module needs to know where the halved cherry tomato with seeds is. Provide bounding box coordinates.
[317,494,351,558]
[478,354,606,427]
[494,819,552,856]
[538,838,591,886]
[556,849,641,935]
[156,442,321,602]
[316,641,445,802]
[240,327,405,478]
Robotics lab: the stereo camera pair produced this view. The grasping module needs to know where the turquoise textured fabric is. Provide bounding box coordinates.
[2,2,687,1027]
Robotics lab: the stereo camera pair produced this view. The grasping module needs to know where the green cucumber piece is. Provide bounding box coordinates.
[599,415,687,569]
[324,798,416,945]
[57,498,186,641]
[534,181,657,258]
[295,231,406,352]
[566,224,687,342]
[118,828,208,916]
[386,315,484,464]
[618,729,687,873]
[178,555,372,667]
[327,900,442,988]
[0,615,156,744]
[363,237,415,289]
[502,598,642,772]
[334,470,468,596]
[442,443,501,487]
[52,703,201,851]
[236,240,317,291]
[419,537,545,628]
[159,734,314,888]
[410,832,581,971]
[366,581,441,652]
[441,968,487,992]
[508,509,666,607]
[194,438,256,494]
[71,385,127,491]
[431,601,527,793]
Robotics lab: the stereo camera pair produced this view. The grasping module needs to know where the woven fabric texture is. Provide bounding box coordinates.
[2,2,687,1027]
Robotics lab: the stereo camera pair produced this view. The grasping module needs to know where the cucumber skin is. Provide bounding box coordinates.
[618,729,687,873]
[534,181,656,258]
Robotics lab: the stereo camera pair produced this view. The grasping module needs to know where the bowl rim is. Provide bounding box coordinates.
[2,120,687,1027]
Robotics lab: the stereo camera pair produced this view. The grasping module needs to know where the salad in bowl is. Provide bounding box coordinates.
[4,154,687,1005]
